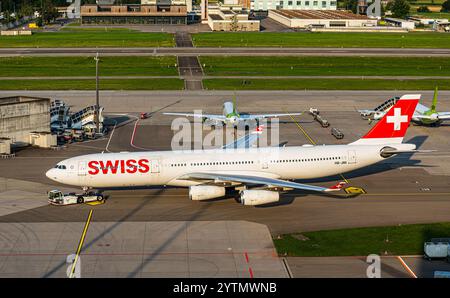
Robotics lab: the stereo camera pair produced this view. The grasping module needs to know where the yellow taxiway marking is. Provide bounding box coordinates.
[286,112,351,185]
[396,256,418,278]
[86,200,105,206]
[344,187,367,194]
[287,113,317,146]
[69,209,93,278]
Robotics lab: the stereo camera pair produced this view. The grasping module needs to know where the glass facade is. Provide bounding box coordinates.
[82,15,187,24]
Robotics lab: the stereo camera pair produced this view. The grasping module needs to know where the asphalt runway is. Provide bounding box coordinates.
[1,47,450,57]
[1,90,449,277]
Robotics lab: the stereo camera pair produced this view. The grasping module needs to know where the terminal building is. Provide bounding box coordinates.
[80,1,188,25]
[268,10,377,28]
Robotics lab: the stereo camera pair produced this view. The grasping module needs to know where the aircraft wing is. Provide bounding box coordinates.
[222,127,263,150]
[163,112,226,121]
[239,113,302,120]
[413,111,450,120]
[437,112,450,120]
[178,172,345,193]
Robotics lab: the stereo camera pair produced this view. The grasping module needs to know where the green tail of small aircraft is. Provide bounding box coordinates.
[414,86,450,126]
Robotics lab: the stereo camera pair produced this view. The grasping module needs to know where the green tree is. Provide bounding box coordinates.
[390,0,410,18]
[19,1,34,17]
[442,0,450,12]
[41,0,60,24]
[230,14,238,31]
[341,0,358,13]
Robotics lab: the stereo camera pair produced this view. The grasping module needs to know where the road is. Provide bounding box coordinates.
[1,47,450,57]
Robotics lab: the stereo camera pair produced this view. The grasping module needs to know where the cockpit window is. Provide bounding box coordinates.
[55,165,67,170]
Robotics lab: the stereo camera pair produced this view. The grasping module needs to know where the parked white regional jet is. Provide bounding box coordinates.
[163,99,302,127]
[46,95,423,206]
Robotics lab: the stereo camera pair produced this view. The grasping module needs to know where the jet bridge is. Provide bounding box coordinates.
[50,100,70,131]
[373,96,400,113]
[69,105,104,131]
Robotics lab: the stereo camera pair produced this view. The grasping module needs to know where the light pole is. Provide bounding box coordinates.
[94,52,100,134]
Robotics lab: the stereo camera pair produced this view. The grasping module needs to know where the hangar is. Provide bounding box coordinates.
[268,9,377,28]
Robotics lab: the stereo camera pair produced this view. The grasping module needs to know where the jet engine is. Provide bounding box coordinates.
[239,190,279,206]
[189,185,226,201]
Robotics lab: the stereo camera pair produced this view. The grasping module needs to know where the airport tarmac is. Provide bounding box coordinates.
[0,220,287,277]
[0,90,449,277]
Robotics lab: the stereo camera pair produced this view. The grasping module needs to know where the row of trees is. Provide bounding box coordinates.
[340,0,409,18]
[1,0,60,25]
[340,0,450,18]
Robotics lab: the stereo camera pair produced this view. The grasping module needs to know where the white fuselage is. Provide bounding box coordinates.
[45,144,401,189]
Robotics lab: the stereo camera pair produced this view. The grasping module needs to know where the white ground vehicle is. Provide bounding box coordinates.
[48,190,104,206]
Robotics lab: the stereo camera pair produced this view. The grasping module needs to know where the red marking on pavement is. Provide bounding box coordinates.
[130,119,150,151]
[244,252,254,278]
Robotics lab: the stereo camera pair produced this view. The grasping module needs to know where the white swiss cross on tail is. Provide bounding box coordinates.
[386,108,408,131]
[350,94,420,145]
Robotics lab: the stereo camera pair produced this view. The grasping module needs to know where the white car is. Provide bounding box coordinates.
[48,190,104,206]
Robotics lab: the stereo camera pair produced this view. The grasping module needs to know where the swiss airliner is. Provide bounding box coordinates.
[46,95,423,206]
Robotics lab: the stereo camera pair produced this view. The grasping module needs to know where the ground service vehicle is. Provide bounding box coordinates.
[48,190,104,206]
[331,128,344,139]
[309,108,330,127]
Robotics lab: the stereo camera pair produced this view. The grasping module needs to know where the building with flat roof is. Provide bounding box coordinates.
[80,2,188,25]
[0,96,51,145]
[252,0,337,11]
[384,17,415,30]
[208,8,260,31]
[268,10,377,28]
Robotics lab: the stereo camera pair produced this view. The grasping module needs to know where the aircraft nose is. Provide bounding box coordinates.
[46,169,57,181]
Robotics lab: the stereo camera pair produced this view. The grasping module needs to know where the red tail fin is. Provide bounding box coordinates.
[351,94,419,145]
